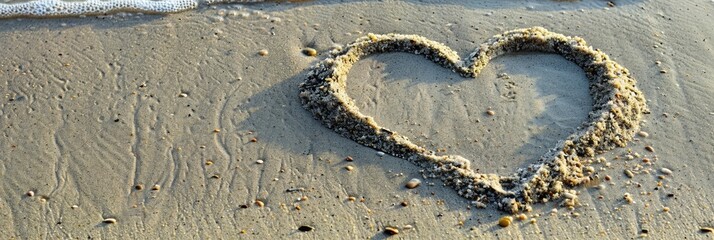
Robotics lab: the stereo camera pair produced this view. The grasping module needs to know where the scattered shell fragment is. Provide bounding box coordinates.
[701,227,714,233]
[624,193,634,204]
[258,49,269,56]
[637,131,649,138]
[486,109,496,116]
[256,159,264,164]
[663,207,670,212]
[254,200,265,207]
[345,156,354,162]
[134,184,144,190]
[517,213,528,221]
[624,169,635,178]
[102,218,117,224]
[302,47,318,57]
[563,192,577,199]
[26,190,34,197]
[298,225,314,232]
[660,167,673,175]
[178,93,188,98]
[645,146,655,152]
[405,178,422,189]
[286,187,306,192]
[498,216,513,227]
[151,184,161,191]
[345,165,354,171]
[383,226,399,235]
[376,151,385,157]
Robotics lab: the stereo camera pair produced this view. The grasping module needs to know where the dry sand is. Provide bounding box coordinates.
[1,0,713,238]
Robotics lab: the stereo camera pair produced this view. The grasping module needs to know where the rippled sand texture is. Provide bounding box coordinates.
[1,0,713,239]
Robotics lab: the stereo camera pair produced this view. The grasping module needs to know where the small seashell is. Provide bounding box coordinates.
[103,218,117,224]
[660,167,673,175]
[258,49,269,56]
[383,226,399,235]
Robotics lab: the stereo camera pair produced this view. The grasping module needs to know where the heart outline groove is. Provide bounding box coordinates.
[299,27,648,213]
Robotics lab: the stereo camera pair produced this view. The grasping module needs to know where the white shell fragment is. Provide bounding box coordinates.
[103,218,117,224]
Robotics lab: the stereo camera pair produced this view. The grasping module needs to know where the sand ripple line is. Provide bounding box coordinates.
[299,27,648,213]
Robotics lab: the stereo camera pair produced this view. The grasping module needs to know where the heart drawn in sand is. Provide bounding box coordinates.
[299,27,648,213]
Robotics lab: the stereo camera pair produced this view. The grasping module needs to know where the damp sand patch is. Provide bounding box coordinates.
[299,27,648,213]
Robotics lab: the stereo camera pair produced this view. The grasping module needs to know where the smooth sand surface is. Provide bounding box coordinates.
[1,0,713,238]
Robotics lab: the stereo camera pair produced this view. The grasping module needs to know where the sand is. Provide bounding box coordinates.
[1,0,713,238]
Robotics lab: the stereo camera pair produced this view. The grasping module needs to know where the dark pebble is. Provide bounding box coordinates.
[298,225,314,232]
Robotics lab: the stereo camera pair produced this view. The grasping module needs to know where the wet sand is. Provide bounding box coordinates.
[1,0,713,238]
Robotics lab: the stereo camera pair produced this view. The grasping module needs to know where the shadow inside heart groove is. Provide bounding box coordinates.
[299,27,648,213]
[348,52,593,176]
